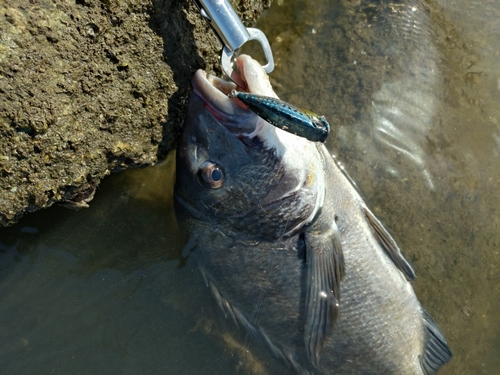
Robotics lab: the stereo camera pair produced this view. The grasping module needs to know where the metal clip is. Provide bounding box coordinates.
[193,0,274,81]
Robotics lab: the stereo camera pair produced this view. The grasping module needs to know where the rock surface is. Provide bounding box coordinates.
[0,0,271,226]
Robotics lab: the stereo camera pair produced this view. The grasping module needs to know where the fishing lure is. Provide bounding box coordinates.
[230,91,330,142]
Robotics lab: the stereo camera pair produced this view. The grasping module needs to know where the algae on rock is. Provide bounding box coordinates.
[0,0,271,226]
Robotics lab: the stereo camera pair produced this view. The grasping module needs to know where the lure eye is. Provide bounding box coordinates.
[198,161,224,189]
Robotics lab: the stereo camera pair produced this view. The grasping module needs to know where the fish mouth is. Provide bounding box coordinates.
[191,70,263,137]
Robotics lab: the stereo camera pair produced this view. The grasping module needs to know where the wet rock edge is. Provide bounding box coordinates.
[0,0,271,226]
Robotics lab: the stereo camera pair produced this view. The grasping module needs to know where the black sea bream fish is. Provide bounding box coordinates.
[174,55,452,375]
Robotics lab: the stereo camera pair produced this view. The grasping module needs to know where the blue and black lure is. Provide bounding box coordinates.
[230,91,330,143]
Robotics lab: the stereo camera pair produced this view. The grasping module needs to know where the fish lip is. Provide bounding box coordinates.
[192,70,237,98]
[191,70,260,136]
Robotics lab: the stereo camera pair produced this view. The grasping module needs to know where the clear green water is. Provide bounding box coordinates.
[1,0,499,374]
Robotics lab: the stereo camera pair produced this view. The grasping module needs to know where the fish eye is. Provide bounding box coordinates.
[198,161,224,189]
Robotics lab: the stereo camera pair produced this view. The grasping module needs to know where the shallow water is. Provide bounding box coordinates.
[1,0,499,374]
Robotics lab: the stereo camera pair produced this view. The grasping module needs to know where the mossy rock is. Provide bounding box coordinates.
[0,0,271,226]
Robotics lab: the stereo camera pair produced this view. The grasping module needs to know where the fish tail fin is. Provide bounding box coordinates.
[420,309,453,375]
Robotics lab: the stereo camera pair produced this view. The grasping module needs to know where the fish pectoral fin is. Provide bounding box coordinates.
[420,309,453,374]
[181,235,199,259]
[304,220,345,367]
[363,206,416,280]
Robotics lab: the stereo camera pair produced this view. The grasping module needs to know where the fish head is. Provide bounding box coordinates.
[175,56,325,240]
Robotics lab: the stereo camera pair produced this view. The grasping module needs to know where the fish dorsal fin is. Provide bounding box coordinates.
[363,206,415,280]
[420,309,453,374]
[303,219,345,367]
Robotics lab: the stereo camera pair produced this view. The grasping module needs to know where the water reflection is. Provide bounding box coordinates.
[246,0,500,374]
[1,0,499,374]
[0,157,265,374]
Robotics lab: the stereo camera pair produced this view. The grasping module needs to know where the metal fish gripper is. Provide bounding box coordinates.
[193,0,274,82]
